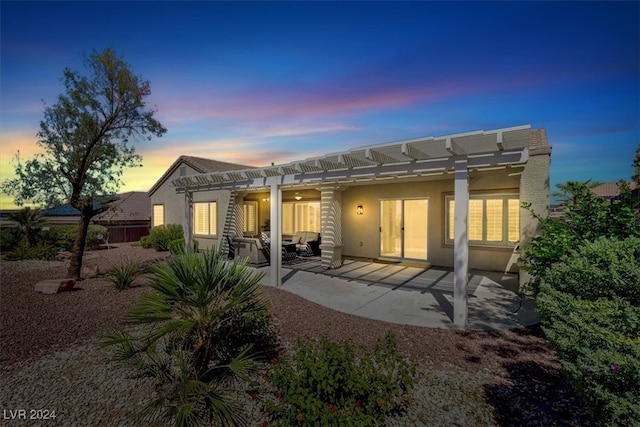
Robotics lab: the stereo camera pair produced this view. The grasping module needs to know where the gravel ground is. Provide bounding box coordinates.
[0,244,599,426]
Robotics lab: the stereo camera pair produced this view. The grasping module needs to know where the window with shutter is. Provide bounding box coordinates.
[152,205,164,227]
[446,195,519,246]
[193,201,217,236]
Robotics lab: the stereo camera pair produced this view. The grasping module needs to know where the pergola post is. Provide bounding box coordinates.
[320,185,343,269]
[269,182,282,286]
[184,191,193,251]
[453,158,469,327]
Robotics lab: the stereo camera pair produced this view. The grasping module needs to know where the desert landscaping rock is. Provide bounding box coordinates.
[0,243,598,425]
[34,278,76,294]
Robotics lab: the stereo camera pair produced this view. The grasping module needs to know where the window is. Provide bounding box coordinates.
[152,204,164,227]
[242,202,258,234]
[193,201,217,236]
[446,195,519,246]
[282,201,320,233]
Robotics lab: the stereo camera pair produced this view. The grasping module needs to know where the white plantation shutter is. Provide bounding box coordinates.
[283,201,320,233]
[447,195,518,246]
[485,199,503,242]
[468,199,484,241]
[282,203,294,234]
[153,205,164,227]
[193,202,217,235]
[243,202,257,234]
[507,199,520,242]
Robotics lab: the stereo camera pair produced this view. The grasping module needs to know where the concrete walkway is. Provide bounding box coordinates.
[254,258,538,330]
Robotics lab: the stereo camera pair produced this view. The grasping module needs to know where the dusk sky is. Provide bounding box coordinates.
[1,1,638,209]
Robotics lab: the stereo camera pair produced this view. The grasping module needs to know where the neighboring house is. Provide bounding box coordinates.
[150,125,551,326]
[550,181,639,217]
[593,181,638,200]
[43,191,152,243]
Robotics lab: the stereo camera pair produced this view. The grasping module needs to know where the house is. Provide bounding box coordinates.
[149,125,552,326]
[593,181,638,200]
[42,191,152,243]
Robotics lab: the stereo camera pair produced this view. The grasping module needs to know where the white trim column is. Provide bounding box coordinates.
[184,191,193,251]
[453,158,469,327]
[269,182,282,286]
[320,185,343,269]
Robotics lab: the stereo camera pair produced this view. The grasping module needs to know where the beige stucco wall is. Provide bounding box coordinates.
[149,163,232,251]
[341,168,522,272]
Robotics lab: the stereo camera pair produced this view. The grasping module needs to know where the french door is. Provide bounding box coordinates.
[380,198,428,260]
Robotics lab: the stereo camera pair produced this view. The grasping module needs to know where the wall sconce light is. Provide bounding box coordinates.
[294,193,302,201]
[356,205,364,215]
[262,197,269,202]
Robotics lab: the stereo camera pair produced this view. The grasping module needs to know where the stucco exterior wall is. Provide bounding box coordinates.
[149,163,200,226]
[341,167,522,272]
[149,162,232,251]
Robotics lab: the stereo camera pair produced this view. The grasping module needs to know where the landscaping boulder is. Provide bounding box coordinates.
[34,279,76,295]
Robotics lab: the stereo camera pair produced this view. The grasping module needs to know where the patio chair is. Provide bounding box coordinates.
[225,235,235,260]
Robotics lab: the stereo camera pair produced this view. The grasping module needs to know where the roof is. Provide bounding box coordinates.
[148,155,253,196]
[43,192,151,223]
[93,191,151,223]
[593,181,638,199]
[173,125,549,192]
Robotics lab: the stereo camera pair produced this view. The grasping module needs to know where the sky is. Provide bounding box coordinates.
[1,1,638,209]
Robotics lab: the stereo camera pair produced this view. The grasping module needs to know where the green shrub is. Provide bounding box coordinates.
[539,236,640,305]
[167,237,199,255]
[0,227,24,251]
[146,224,183,251]
[139,234,152,249]
[3,242,58,260]
[105,258,141,290]
[102,246,275,426]
[537,286,640,426]
[45,224,108,250]
[264,333,415,426]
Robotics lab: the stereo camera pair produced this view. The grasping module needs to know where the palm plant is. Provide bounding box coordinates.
[102,246,277,427]
[6,206,47,247]
[553,180,600,208]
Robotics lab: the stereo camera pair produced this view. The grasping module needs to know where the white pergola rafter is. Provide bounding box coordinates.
[172,124,535,328]
[171,125,532,192]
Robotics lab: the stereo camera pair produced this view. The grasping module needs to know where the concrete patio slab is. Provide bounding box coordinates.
[254,261,538,330]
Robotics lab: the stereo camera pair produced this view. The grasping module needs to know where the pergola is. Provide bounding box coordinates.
[172,124,533,326]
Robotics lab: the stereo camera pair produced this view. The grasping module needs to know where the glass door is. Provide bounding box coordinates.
[380,198,428,260]
[380,199,402,258]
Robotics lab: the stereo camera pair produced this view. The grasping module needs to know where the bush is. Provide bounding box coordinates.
[537,286,640,426]
[145,224,183,251]
[537,237,640,426]
[539,236,640,305]
[3,242,58,260]
[263,333,416,426]
[0,227,24,252]
[139,234,152,249]
[102,246,275,426]
[167,237,199,255]
[105,258,141,290]
[44,224,108,251]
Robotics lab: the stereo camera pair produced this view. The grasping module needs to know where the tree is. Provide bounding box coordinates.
[1,48,166,279]
[552,179,599,208]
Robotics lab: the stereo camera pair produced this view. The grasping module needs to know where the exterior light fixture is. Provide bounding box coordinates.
[262,197,269,202]
[294,193,302,201]
[356,205,364,215]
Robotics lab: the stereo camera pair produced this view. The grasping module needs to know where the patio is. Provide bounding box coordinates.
[255,257,538,330]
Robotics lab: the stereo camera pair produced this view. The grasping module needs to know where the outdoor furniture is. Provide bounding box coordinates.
[286,231,321,255]
[232,237,268,266]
